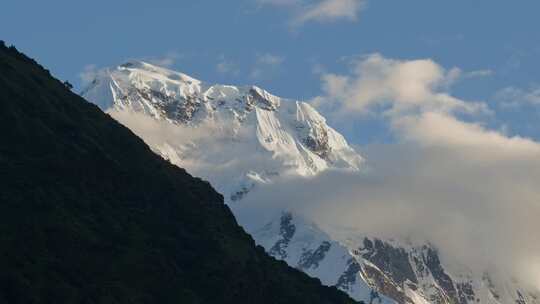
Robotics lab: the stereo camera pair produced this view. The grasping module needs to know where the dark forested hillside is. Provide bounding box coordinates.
[0,41,358,304]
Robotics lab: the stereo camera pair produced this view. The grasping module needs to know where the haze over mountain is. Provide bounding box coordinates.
[0,42,358,304]
[82,60,540,304]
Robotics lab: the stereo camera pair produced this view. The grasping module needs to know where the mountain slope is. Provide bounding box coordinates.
[80,61,540,304]
[0,42,358,304]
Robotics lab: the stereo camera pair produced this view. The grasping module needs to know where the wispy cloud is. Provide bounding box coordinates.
[294,0,366,25]
[216,55,240,76]
[495,85,540,108]
[250,53,285,79]
[144,51,184,67]
[465,69,494,78]
[257,0,366,26]
[79,64,100,87]
[78,51,184,88]
[257,0,302,6]
[256,53,285,66]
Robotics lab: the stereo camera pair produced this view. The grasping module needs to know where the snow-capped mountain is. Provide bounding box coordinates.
[82,61,539,304]
[82,60,362,200]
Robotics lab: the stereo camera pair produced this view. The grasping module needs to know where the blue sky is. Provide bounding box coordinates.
[2,0,540,142]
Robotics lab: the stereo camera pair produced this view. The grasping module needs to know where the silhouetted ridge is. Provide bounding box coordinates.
[0,43,358,304]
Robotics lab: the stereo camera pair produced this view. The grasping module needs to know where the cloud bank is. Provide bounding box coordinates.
[281,54,540,289]
[238,125,540,290]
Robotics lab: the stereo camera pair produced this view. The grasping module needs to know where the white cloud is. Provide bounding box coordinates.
[313,53,489,117]
[257,0,366,26]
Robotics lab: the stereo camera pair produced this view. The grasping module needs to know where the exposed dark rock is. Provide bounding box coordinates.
[483,272,500,300]
[423,247,460,304]
[230,185,253,202]
[363,264,413,304]
[336,259,363,291]
[457,282,476,303]
[120,62,135,68]
[369,289,382,304]
[361,238,418,285]
[517,290,527,304]
[140,88,201,123]
[269,212,297,259]
[248,87,278,111]
[298,241,332,270]
[304,128,330,159]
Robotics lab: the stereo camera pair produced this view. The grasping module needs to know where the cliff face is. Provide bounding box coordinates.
[0,42,357,304]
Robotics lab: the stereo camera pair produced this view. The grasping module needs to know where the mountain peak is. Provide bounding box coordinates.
[82,63,363,200]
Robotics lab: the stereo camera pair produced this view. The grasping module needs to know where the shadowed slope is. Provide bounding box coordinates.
[0,42,358,304]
